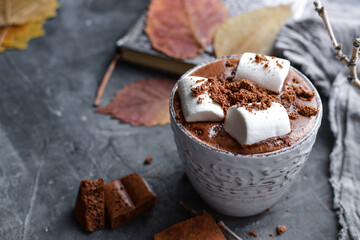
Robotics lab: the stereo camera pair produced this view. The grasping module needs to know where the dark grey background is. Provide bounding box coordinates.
[0,0,338,239]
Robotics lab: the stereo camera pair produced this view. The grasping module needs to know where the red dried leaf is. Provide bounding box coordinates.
[185,0,228,48]
[145,0,202,59]
[96,78,176,127]
[145,0,228,59]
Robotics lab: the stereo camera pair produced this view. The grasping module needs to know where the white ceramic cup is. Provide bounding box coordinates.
[170,56,323,217]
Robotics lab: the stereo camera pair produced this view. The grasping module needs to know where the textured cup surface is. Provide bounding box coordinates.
[170,56,323,217]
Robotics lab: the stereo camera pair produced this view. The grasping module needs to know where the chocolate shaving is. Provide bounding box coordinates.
[297,104,319,117]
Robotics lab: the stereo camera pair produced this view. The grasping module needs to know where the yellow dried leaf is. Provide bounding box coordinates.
[0,22,44,52]
[214,5,292,57]
[0,0,59,26]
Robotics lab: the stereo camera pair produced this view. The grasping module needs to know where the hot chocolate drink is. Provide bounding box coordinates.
[174,53,319,154]
[169,54,322,216]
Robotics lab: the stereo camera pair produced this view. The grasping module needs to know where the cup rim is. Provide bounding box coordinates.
[169,54,323,158]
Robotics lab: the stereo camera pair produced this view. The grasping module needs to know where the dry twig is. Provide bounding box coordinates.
[314,0,360,89]
[93,52,121,107]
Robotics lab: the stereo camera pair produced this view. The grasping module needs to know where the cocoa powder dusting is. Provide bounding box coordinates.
[255,54,269,65]
[297,104,319,117]
[191,78,278,113]
[276,60,283,69]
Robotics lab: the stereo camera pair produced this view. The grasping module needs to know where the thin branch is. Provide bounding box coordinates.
[93,52,121,107]
[218,221,244,240]
[314,1,360,89]
[350,38,360,88]
[178,200,198,216]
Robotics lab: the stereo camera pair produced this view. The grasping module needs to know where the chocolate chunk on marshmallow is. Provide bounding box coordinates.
[234,52,290,92]
[224,102,291,145]
[178,76,224,122]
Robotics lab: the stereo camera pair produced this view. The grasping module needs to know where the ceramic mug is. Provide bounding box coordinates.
[169,56,323,217]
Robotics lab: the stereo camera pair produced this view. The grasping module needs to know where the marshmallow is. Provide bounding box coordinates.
[234,52,290,92]
[178,76,224,122]
[224,102,291,145]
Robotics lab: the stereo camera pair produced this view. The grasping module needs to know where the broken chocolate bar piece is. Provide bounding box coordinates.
[104,173,157,229]
[74,178,105,232]
[153,213,226,240]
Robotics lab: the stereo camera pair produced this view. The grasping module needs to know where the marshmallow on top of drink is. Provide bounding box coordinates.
[175,53,319,153]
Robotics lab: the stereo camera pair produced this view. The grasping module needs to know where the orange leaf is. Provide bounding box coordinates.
[96,78,176,127]
[0,22,44,52]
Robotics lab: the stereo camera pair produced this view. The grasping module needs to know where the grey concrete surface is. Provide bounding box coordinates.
[0,0,338,239]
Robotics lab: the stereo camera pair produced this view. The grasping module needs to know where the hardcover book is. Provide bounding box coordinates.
[116,0,309,75]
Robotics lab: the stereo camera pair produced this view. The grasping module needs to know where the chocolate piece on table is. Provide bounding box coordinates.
[105,173,157,230]
[153,213,226,240]
[74,178,105,232]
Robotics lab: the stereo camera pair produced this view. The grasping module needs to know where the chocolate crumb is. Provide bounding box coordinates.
[297,104,319,117]
[269,233,274,237]
[276,225,287,235]
[281,86,295,107]
[144,156,153,165]
[197,96,205,104]
[295,85,315,100]
[267,208,271,211]
[77,165,81,169]
[249,231,258,237]
[286,208,290,212]
[288,112,298,120]
[293,76,300,83]
[225,60,234,67]
[276,60,283,69]
[255,54,269,67]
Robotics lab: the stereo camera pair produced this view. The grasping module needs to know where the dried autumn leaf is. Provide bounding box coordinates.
[96,78,176,127]
[145,0,228,59]
[185,0,228,48]
[214,5,292,57]
[0,0,59,52]
[0,22,44,52]
[146,0,202,59]
[0,0,59,26]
